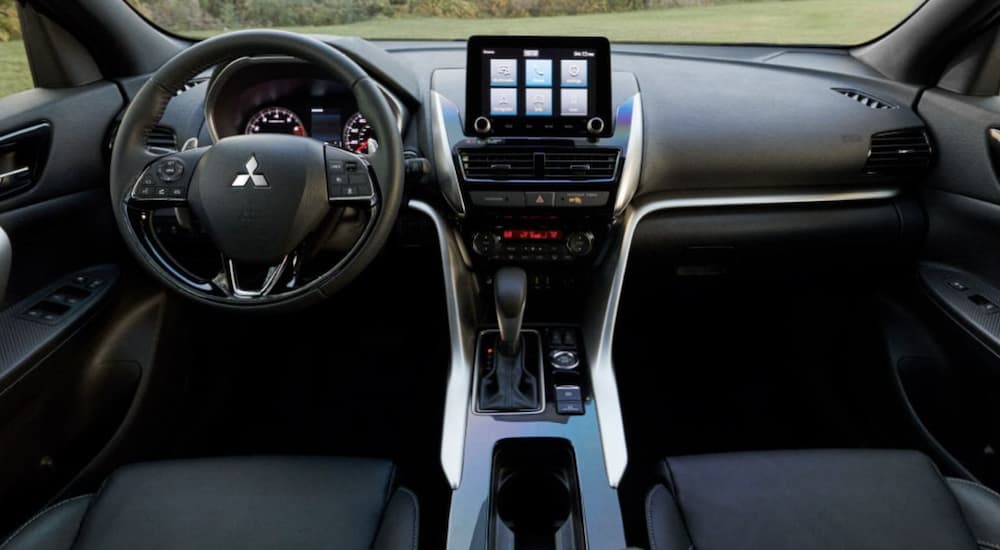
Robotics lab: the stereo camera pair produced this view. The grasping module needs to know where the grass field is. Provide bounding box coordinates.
[0,40,29,97]
[0,0,918,97]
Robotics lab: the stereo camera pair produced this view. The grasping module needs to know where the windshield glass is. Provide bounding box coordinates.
[127,0,925,45]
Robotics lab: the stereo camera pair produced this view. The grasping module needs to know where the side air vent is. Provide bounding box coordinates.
[834,88,897,110]
[543,150,619,179]
[458,148,620,181]
[865,128,932,175]
[146,125,178,152]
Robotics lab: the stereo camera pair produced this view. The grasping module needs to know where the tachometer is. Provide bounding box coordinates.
[245,107,307,136]
[342,112,378,154]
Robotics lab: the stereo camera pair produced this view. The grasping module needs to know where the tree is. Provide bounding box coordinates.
[0,0,21,42]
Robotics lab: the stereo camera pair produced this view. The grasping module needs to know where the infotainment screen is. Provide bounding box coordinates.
[465,36,612,138]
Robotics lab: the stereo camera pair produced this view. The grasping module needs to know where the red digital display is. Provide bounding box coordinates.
[502,229,563,241]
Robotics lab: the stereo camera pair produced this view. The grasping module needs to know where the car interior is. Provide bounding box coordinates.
[4,0,1000,548]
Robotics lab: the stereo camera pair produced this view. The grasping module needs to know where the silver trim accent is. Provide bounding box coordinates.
[430,91,467,216]
[472,330,546,416]
[583,187,900,487]
[614,93,643,215]
[225,255,291,298]
[990,128,1000,144]
[408,199,479,489]
[0,166,29,182]
[0,224,10,302]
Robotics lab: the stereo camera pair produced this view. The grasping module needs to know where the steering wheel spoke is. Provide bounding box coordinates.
[217,254,294,299]
[126,147,209,208]
[325,145,378,206]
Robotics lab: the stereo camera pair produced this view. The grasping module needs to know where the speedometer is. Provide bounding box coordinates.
[245,107,307,137]
[342,112,378,154]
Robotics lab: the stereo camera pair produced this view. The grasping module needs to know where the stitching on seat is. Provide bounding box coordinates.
[645,485,663,550]
[0,495,91,550]
[951,478,1000,503]
[662,460,696,549]
[402,488,418,550]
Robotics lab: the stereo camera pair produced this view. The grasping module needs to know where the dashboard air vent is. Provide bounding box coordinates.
[543,149,619,179]
[458,147,621,181]
[146,125,178,153]
[459,149,536,180]
[865,128,932,175]
[834,88,897,110]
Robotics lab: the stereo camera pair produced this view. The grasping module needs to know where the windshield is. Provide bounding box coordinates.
[128,0,926,45]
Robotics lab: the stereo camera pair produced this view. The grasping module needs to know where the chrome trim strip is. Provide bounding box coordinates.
[990,128,1000,144]
[430,91,467,216]
[584,187,900,487]
[409,199,479,489]
[614,93,643,215]
[0,166,29,181]
[0,225,10,302]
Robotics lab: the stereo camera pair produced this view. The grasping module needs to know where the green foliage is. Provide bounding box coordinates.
[410,0,477,18]
[128,0,391,30]
[0,0,21,42]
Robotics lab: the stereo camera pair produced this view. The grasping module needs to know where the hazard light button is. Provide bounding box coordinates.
[524,191,555,207]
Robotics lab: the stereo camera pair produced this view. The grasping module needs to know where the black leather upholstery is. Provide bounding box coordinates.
[1,456,418,550]
[646,450,1000,550]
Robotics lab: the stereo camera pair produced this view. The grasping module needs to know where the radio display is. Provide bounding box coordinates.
[465,36,612,138]
[502,229,563,241]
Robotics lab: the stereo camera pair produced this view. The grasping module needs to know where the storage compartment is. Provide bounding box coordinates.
[490,438,585,550]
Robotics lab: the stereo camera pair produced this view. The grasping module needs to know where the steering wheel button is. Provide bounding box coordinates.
[141,175,156,187]
[344,161,359,172]
[330,174,348,185]
[169,187,185,198]
[326,160,345,173]
[156,159,184,182]
[137,186,155,197]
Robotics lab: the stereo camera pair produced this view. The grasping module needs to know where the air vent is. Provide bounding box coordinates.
[864,128,932,175]
[459,149,536,180]
[146,125,178,153]
[543,150,619,179]
[834,88,897,110]
[458,148,620,181]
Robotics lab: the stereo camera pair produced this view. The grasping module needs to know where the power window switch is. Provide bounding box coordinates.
[970,295,1000,314]
[948,281,969,291]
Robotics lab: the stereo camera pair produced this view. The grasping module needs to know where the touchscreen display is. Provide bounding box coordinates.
[466,36,612,138]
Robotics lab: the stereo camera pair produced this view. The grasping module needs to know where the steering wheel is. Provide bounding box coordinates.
[109,30,404,312]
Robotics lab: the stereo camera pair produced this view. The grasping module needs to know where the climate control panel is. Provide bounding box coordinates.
[469,227,597,263]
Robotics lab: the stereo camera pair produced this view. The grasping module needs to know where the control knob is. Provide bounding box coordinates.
[586,117,606,136]
[472,232,501,256]
[565,231,594,257]
[473,116,492,135]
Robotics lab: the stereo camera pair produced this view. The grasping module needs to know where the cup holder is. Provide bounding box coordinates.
[496,471,572,534]
[489,439,585,550]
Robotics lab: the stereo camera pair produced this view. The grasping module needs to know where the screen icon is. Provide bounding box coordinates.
[525,59,552,87]
[561,59,588,87]
[490,59,517,87]
[560,89,587,116]
[491,88,518,116]
[525,88,553,116]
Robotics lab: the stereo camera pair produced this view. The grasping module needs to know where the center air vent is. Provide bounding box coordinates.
[834,88,897,110]
[146,125,178,153]
[864,128,932,176]
[458,148,620,181]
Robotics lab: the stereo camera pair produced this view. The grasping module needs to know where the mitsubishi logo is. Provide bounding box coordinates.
[231,155,269,187]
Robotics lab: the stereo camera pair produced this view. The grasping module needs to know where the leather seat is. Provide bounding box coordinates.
[646,449,1000,550]
[0,456,418,550]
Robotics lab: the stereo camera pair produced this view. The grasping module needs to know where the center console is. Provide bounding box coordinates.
[419,35,642,550]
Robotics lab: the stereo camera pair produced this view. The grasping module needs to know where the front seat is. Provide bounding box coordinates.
[0,456,418,550]
[645,449,1000,550]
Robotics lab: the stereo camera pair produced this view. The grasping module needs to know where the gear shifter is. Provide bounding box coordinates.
[495,267,527,355]
[478,267,541,412]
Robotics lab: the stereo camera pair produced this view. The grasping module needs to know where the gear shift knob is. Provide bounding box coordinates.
[495,267,527,355]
